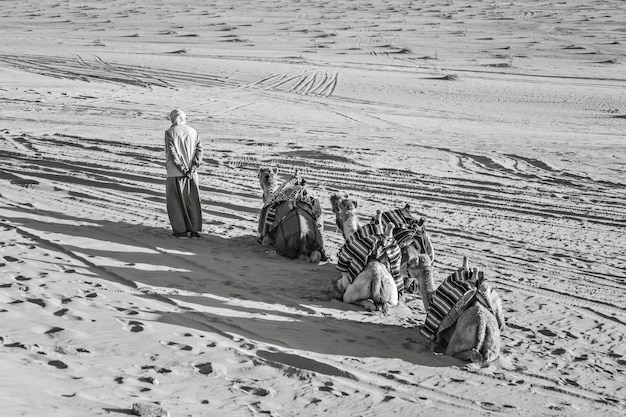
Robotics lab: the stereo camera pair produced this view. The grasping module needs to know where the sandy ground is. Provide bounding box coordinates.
[1,0,625,416]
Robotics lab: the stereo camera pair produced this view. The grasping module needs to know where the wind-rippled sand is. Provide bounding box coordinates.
[0,1,624,416]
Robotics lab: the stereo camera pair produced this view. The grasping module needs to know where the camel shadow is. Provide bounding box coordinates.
[0,204,452,367]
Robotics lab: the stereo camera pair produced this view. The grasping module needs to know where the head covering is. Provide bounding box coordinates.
[170,109,186,125]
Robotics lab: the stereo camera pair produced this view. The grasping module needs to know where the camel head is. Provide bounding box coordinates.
[336,197,361,240]
[258,166,278,203]
[329,192,358,237]
[338,198,358,218]
[330,192,349,214]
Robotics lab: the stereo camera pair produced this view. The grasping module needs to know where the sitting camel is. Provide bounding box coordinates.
[330,193,434,314]
[331,192,436,299]
[418,256,505,365]
[334,214,399,313]
[257,167,326,263]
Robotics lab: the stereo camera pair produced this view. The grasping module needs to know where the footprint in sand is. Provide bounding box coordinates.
[3,255,22,263]
[5,341,28,349]
[479,402,507,412]
[161,341,193,351]
[114,306,139,316]
[48,360,69,369]
[116,318,146,332]
[318,381,350,397]
[248,401,272,414]
[15,275,31,281]
[141,365,172,374]
[26,298,46,308]
[238,384,270,396]
[44,326,64,336]
[193,362,213,375]
[138,376,159,385]
[53,307,83,320]
[538,328,558,337]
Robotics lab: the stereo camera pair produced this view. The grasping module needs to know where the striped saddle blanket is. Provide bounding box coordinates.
[420,268,504,341]
[375,208,435,264]
[336,222,404,292]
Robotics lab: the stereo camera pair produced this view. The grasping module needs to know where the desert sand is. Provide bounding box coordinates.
[1,0,625,416]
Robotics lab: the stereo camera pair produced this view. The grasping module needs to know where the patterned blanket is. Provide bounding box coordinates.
[376,208,434,264]
[258,179,322,240]
[420,268,504,341]
[336,223,404,292]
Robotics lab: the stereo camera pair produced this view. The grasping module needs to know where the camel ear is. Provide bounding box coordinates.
[330,194,342,212]
[272,167,278,174]
[353,200,358,209]
[476,270,485,287]
[462,256,470,271]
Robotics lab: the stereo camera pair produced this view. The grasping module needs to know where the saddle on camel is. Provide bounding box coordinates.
[257,167,326,263]
[420,256,505,365]
[330,192,435,313]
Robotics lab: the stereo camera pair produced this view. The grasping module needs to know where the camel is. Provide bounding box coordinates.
[418,256,505,366]
[334,216,399,313]
[331,193,436,307]
[331,195,436,314]
[257,167,325,263]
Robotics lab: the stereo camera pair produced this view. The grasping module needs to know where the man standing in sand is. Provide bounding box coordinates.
[165,109,204,238]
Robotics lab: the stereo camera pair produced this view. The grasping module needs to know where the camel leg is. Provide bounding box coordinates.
[343,267,379,312]
[342,273,373,304]
[342,278,376,311]
[353,299,377,312]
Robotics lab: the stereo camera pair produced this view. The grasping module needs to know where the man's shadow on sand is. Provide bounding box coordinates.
[1,205,455,368]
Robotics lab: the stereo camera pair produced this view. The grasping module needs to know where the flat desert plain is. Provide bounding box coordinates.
[0,0,625,416]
